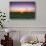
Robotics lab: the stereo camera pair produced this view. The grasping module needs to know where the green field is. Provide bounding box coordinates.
[10,12,35,19]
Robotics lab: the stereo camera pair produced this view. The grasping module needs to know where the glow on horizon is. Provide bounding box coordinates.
[10,7,35,13]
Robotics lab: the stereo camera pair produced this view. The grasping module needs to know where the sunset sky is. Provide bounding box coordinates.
[10,2,35,13]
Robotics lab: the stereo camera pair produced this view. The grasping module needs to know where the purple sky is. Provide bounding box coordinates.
[10,2,35,7]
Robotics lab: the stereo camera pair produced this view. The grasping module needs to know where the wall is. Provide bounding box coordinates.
[0,0,46,28]
[0,0,46,46]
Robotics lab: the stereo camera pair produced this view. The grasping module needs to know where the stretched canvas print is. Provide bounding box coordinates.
[10,2,36,19]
